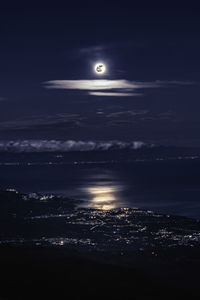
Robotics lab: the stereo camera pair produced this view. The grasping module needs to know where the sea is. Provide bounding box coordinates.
[0,145,200,219]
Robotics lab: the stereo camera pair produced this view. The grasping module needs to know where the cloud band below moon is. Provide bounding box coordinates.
[88,92,142,97]
[44,79,193,97]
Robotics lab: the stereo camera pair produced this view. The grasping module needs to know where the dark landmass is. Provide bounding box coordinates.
[0,190,200,299]
[0,245,200,300]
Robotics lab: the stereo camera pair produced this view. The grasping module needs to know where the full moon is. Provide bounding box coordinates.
[94,62,106,74]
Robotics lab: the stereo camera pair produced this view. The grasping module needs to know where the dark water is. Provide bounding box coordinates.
[0,151,200,218]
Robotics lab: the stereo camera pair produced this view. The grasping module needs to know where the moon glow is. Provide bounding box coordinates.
[94,62,106,74]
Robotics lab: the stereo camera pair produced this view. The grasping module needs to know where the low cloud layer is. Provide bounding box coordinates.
[0,140,148,152]
[44,79,192,97]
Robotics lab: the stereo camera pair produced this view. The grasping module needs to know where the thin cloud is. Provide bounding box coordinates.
[107,110,149,117]
[0,113,82,130]
[44,79,193,97]
[79,45,106,55]
[89,92,142,97]
[45,79,163,90]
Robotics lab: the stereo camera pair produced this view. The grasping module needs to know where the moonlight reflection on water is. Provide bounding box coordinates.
[79,169,126,210]
[86,185,119,210]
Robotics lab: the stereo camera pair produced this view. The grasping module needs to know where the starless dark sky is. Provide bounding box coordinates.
[0,1,200,145]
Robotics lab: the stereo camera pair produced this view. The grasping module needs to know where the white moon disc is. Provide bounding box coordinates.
[94,62,106,74]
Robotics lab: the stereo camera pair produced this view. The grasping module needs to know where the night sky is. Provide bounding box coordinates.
[1,1,200,145]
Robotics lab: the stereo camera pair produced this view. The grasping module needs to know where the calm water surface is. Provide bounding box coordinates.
[1,159,200,218]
